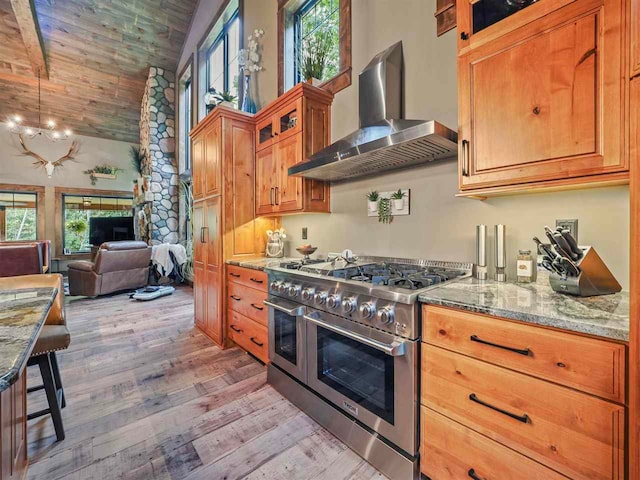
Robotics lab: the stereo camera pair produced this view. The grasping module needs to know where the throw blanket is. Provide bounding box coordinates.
[151,243,188,277]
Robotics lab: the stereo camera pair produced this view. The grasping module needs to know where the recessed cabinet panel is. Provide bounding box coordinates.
[277,133,304,212]
[255,147,277,215]
[205,121,222,197]
[192,136,205,201]
[473,14,597,171]
[632,0,640,77]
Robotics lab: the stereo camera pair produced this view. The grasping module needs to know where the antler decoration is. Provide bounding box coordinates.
[17,134,79,178]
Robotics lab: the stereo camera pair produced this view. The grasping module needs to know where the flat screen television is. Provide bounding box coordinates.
[89,217,135,246]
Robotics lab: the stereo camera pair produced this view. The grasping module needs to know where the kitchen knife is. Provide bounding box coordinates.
[558,228,582,259]
[554,256,581,277]
[544,226,573,259]
[552,231,580,261]
[541,256,563,274]
[533,236,557,259]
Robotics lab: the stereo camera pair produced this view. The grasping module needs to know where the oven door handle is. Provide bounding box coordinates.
[303,314,407,357]
[264,299,306,316]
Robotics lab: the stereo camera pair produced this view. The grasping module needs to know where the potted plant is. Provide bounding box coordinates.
[84,164,122,185]
[130,145,144,175]
[390,189,406,210]
[214,91,238,108]
[367,191,379,213]
[298,28,334,86]
[377,198,392,224]
[66,219,87,236]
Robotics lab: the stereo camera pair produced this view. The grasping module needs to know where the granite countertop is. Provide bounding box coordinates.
[226,257,302,271]
[0,287,57,392]
[418,272,629,342]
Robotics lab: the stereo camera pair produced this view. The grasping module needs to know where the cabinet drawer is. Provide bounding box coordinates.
[228,282,268,326]
[422,305,625,403]
[228,310,268,363]
[421,406,568,480]
[422,344,625,480]
[227,265,268,291]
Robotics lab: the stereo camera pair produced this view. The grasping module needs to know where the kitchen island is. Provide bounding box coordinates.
[0,286,57,480]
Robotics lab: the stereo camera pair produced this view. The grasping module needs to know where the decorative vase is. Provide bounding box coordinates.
[307,77,323,87]
[241,75,257,113]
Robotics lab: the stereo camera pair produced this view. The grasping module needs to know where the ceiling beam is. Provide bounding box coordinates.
[10,0,48,79]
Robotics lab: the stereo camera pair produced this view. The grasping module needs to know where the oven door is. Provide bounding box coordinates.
[266,297,307,383]
[305,309,418,455]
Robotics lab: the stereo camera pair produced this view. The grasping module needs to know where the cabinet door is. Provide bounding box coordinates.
[255,146,277,216]
[192,202,206,330]
[276,133,304,212]
[204,120,222,198]
[205,196,223,345]
[192,136,205,201]
[632,0,640,77]
[459,4,626,190]
[256,115,276,152]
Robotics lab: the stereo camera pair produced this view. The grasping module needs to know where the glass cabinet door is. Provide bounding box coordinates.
[472,0,540,34]
[256,117,275,151]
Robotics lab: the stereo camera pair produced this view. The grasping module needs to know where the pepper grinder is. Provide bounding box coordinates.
[495,224,506,282]
[475,224,487,280]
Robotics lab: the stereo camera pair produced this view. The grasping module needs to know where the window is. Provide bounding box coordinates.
[178,59,193,174]
[279,0,351,95]
[294,0,340,84]
[207,12,240,103]
[62,195,133,254]
[0,191,38,241]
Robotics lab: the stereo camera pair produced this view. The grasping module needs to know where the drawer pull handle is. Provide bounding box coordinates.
[470,335,530,356]
[230,295,241,301]
[230,273,241,277]
[469,393,529,424]
[230,325,243,333]
[250,278,263,284]
[250,303,264,311]
[467,469,485,480]
[250,337,264,347]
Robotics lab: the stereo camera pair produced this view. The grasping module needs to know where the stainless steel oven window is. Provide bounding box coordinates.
[273,309,299,366]
[316,326,395,424]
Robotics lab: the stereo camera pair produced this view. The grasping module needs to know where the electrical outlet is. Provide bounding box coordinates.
[555,219,578,242]
[302,227,308,240]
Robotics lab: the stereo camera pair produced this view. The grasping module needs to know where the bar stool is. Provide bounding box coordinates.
[0,274,71,441]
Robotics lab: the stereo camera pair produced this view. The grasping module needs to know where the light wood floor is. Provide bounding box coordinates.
[26,286,386,480]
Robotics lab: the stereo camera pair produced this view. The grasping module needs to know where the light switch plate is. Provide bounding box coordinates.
[555,219,578,242]
[302,227,308,240]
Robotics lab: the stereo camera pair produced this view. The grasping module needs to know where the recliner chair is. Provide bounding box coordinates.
[67,241,152,296]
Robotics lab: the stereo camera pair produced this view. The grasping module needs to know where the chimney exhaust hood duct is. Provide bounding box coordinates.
[288,41,458,182]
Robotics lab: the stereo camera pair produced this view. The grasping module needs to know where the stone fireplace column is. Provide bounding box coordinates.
[139,67,179,244]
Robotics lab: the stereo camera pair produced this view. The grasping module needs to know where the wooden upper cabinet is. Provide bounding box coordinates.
[255,83,332,216]
[632,0,640,77]
[458,0,627,194]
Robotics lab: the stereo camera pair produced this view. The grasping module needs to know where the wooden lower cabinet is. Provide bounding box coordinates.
[421,407,568,480]
[226,266,269,363]
[0,373,27,480]
[420,305,626,480]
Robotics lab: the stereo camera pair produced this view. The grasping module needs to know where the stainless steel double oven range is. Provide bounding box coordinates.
[265,256,472,480]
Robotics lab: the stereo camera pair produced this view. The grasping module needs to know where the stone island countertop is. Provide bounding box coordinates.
[0,287,57,392]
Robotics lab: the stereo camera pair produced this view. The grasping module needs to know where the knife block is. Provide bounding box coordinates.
[548,246,621,296]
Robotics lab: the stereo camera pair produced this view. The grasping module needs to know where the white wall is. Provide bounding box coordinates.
[243,0,630,286]
[0,130,137,258]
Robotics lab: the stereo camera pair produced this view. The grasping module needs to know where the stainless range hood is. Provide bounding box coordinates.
[288,41,458,182]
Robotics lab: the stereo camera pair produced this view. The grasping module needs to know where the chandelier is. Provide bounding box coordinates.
[6,70,72,141]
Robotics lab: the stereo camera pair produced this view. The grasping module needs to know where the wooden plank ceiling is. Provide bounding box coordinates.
[0,0,198,143]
